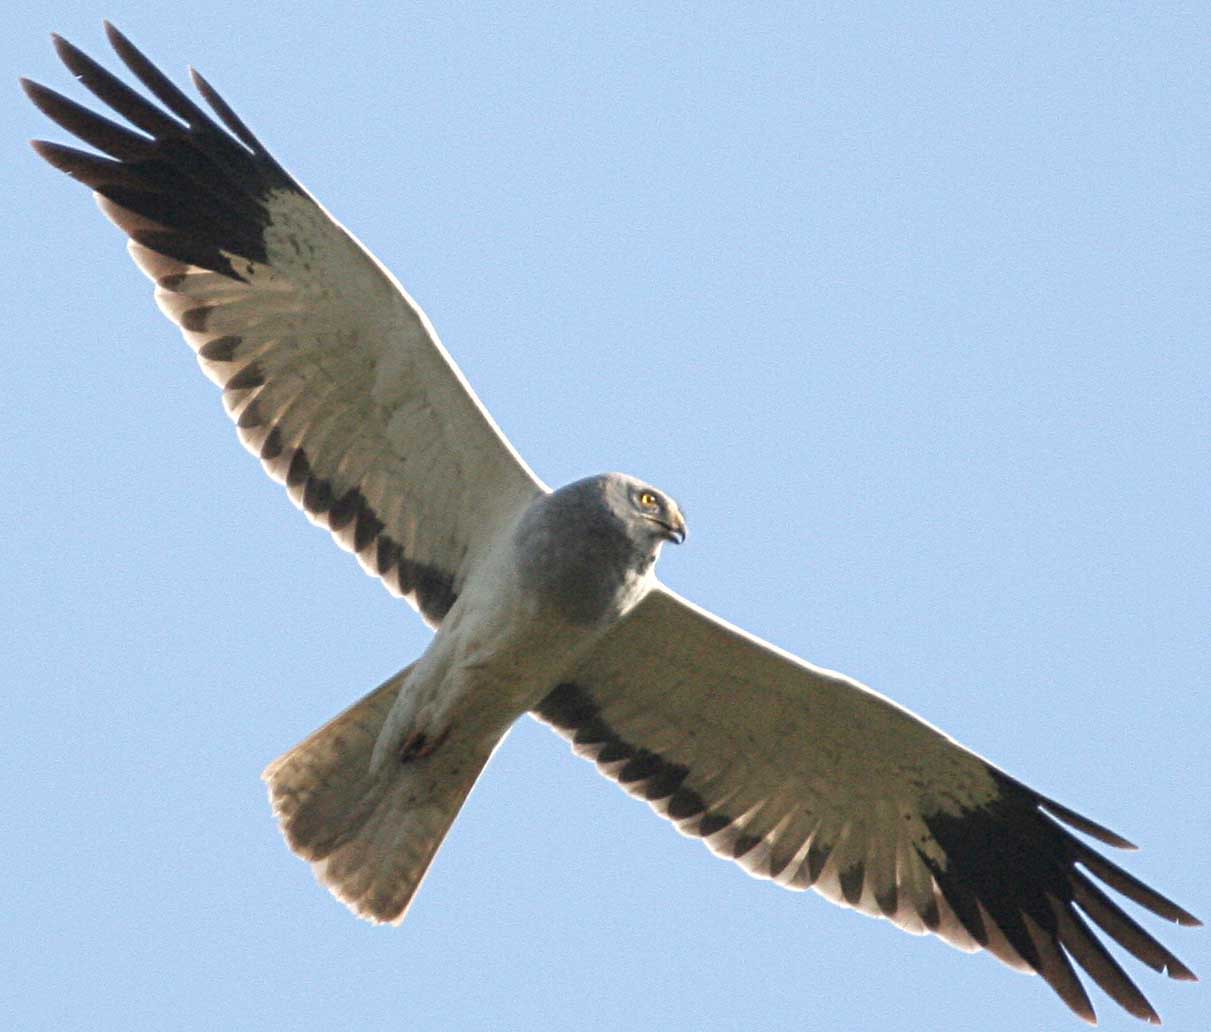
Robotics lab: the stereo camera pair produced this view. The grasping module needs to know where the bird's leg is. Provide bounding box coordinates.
[399,725,451,764]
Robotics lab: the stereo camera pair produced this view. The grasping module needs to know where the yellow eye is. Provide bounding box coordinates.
[639,491,658,508]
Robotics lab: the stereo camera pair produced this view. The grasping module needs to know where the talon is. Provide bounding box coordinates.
[399,727,451,764]
[400,732,428,763]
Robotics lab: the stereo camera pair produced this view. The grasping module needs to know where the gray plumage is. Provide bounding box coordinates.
[514,474,685,627]
[270,474,684,922]
[24,24,1199,1028]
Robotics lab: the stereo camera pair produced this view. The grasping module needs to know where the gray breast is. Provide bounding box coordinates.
[512,476,653,626]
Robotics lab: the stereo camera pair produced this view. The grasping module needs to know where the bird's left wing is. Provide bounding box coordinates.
[534,585,1199,1025]
[23,25,546,626]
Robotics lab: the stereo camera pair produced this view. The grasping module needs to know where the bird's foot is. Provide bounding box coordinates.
[399,726,451,764]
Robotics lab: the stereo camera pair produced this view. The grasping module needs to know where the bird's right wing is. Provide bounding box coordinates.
[535,585,1199,1025]
[24,24,546,625]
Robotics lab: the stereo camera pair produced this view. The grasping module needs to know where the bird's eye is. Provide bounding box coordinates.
[639,491,658,508]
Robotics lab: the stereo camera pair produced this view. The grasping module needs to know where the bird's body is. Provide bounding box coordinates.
[270,473,682,919]
[370,475,675,773]
[24,24,1199,1025]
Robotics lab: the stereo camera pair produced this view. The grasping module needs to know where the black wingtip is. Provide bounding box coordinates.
[188,66,268,155]
[51,32,81,65]
[103,21,135,59]
[21,76,71,120]
[1037,795,1137,850]
[28,139,83,171]
[104,22,139,68]
[102,24,158,88]
[1169,962,1198,982]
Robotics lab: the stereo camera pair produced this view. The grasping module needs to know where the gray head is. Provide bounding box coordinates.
[565,472,687,549]
[513,473,687,625]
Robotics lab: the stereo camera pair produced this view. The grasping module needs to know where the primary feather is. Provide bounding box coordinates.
[24,23,543,626]
[24,24,1200,1027]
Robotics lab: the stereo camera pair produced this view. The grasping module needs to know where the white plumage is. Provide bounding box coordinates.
[24,23,1199,1026]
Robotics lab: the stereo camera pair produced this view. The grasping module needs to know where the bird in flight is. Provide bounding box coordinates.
[23,23,1199,1026]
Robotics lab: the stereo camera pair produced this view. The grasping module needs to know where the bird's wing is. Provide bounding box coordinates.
[23,25,545,626]
[534,585,1199,1025]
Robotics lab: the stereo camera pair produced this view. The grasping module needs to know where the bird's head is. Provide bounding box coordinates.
[602,473,686,548]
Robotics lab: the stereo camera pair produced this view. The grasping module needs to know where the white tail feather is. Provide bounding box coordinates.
[263,665,495,924]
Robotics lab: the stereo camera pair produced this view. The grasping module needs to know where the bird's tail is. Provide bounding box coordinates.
[263,664,496,924]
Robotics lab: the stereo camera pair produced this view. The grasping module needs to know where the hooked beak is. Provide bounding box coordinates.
[654,510,687,545]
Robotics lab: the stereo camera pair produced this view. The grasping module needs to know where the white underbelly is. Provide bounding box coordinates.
[373,575,617,767]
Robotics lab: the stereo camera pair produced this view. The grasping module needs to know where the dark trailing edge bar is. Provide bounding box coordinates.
[23,24,460,626]
[535,680,1200,1025]
[24,23,1201,1025]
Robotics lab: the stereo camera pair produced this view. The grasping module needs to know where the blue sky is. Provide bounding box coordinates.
[5,4,1208,1030]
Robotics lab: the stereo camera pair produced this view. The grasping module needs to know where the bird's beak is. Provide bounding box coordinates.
[661,511,687,545]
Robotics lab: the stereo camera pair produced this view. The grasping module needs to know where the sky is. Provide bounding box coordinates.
[4,3,1208,1030]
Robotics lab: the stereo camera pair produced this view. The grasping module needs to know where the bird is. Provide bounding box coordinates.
[23,23,1199,1026]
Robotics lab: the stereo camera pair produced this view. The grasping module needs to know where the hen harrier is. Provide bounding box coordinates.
[24,24,1198,1025]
